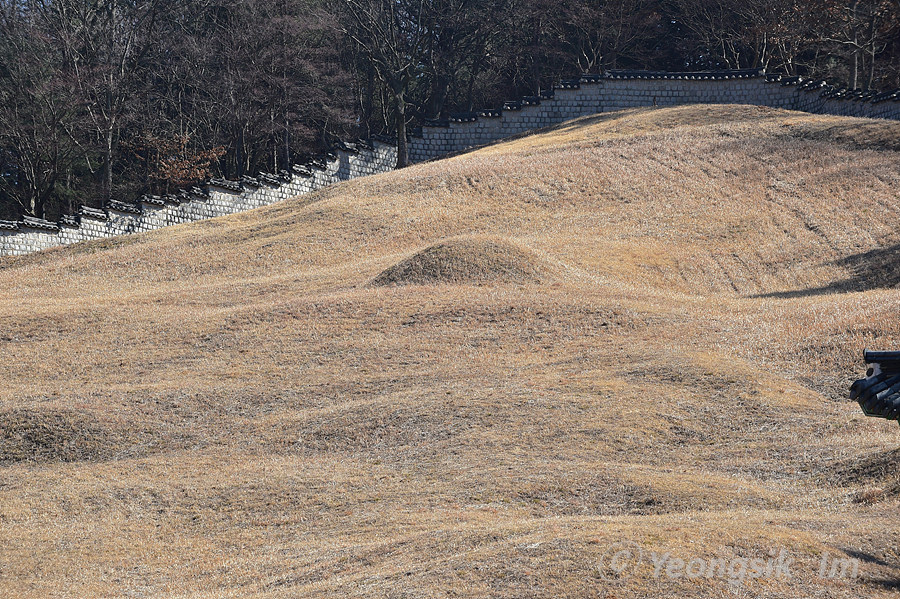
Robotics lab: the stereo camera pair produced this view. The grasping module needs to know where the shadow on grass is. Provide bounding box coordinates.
[775,119,900,153]
[754,244,900,299]
[838,549,900,591]
[844,548,893,568]
[866,578,900,591]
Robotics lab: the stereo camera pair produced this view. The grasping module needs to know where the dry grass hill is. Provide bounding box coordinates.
[1,104,899,598]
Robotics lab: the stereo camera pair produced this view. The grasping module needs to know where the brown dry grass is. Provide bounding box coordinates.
[370,235,554,286]
[1,104,899,598]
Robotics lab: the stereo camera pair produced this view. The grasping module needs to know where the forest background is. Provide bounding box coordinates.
[1,0,898,220]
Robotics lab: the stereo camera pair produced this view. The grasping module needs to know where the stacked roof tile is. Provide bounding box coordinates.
[851,351,900,424]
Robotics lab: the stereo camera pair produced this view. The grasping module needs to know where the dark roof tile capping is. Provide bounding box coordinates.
[307,157,328,171]
[798,80,828,91]
[209,178,242,192]
[257,172,282,186]
[851,350,900,424]
[871,89,900,103]
[292,164,314,177]
[449,112,478,122]
[80,206,108,221]
[335,140,359,154]
[6,133,388,238]
[604,69,765,80]
[22,215,60,232]
[556,79,581,89]
[822,87,849,99]
[764,75,896,103]
[59,214,80,227]
[140,195,165,206]
[7,73,896,253]
[107,199,141,214]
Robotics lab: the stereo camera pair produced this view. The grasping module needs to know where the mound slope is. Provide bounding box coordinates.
[832,447,900,504]
[371,236,553,286]
[1,105,900,598]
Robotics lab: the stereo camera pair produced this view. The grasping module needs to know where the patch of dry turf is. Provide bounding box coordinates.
[371,235,554,286]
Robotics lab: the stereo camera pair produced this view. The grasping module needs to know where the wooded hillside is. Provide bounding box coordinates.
[1,0,898,219]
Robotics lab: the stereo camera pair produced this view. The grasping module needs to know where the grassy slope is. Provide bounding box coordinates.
[1,105,899,598]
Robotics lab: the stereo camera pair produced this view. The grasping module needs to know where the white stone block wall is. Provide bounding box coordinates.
[0,142,397,257]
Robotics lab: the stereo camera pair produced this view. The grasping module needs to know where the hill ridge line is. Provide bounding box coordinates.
[1,68,898,258]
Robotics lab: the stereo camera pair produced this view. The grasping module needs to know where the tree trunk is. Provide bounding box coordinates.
[849,0,860,88]
[530,18,542,96]
[466,70,477,112]
[866,14,877,89]
[35,177,55,219]
[425,73,449,120]
[104,2,115,202]
[395,89,408,168]
[362,63,374,139]
[236,127,246,178]
[283,117,291,170]
[104,119,114,201]
[271,111,278,172]
[466,52,486,112]
[867,53,875,90]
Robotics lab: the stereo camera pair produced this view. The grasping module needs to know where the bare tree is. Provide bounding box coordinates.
[666,0,737,68]
[416,0,511,119]
[557,0,659,72]
[733,0,823,74]
[0,4,83,218]
[155,0,353,179]
[338,0,431,167]
[818,0,897,88]
[37,0,174,202]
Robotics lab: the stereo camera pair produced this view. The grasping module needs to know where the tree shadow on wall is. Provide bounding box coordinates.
[754,244,900,299]
[433,110,636,162]
[435,104,795,163]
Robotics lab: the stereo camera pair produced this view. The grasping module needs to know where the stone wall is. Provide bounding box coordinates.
[0,139,396,256]
[407,70,900,162]
[2,69,898,257]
